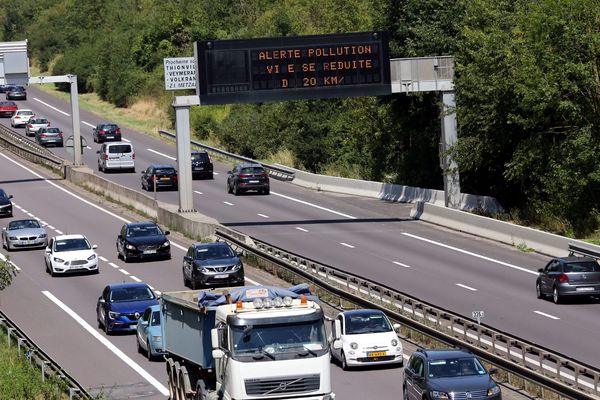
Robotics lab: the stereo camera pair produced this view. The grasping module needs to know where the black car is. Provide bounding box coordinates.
[6,86,26,100]
[536,256,600,304]
[226,163,270,195]
[0,85,14,93]
[93,122,122,143]
[0,189,13,217]
[116,221,171,262]
[191,150,214,179]
[404,348,502,400]
[141,164,178,191]
[182,242,244,289]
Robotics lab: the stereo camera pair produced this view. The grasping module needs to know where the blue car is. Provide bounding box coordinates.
[136,304,165,360]
[96,282,159,335]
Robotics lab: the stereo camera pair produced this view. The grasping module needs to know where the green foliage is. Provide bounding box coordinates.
[0,257,17,291]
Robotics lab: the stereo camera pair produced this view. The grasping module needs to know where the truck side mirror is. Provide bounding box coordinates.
[334,319,342,340]
[211,328,221,349]
[212,349,224,359]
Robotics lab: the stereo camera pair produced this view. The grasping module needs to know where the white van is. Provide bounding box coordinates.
[97,141,135,173]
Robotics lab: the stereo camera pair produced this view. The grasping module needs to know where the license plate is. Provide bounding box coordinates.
[367,351,387,358]
[194,167,203,170]
[160,177,170,180]
[249,180,259,183]
[214,274,229,279]
[576,287,594,292]
[143,249,157,254]
[106,136,114,139]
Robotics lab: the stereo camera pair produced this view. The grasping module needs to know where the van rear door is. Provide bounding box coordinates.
[108,144,133,169]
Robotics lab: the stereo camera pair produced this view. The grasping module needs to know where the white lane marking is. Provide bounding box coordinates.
[402,233,538,275]
[296,227,309,232]
[42,291,169,395]
[81,121,95,128]
[99,256,108,262]
[223,201,234,206]
[33,98,70,116]
[130,276,142,282]
[14,204,22,209]
[340,242,355,249]
[147,148,176,160]
[534,310,560,320]
[245,276,260,285]
[0,152,189,253]
[47,225,55,230]
[120,269,130,276]
[109,262,120,269]
[213,172,219,176]
[456,283,477,291]
[21,209,28,213]
[393,261,411,268]
[0,252,20,271]
[26,212,34,217]
[122,138,131,143]
[194,191,203,195]
[55,229,63,234]
[257,213,269,218]
[270,191,356,219]
[86,146,92,150]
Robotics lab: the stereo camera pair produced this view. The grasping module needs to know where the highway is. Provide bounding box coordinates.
[0,86,598,397]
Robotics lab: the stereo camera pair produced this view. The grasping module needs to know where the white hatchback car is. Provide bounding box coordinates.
[330,309,403,370]
[44,234,99,276]
[10,109,35,128]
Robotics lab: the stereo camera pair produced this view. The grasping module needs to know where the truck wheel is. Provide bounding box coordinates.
[206,392,219,400]
[179,365,192,400]
[166,359,177,400]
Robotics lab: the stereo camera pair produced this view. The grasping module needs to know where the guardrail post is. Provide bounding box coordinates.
[7,327,14,346]
[17,337,24,353]
[41,361,49,382]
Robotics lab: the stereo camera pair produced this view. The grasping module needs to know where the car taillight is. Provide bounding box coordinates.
[58,133,63,137]
[116,129,121,134]
[132,153,135,159]
[261,172,268,177]
[104,154,109,160]
[27,124,32,128]
[40,134,46,138]
[558,273,569,283]
[239,173,251,178]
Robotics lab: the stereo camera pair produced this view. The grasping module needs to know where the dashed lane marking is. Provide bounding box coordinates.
[456,283,477,291]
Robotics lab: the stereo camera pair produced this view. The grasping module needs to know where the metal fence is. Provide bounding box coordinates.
[0,124,64,171]
[0,309,91,399]
[216,227,600,400]
[157,129,295,180]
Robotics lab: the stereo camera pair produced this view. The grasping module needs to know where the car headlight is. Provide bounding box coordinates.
[87,254,97,261]
[151,335,162,342]
[53,257,65,263]
[8,236,17,240]
[487,385,501,396]
[125,244,136,250]
[232,262,242,271]
[161,240,170,248]
[108,311,121,319]
[39,233,47,238]
[430,391,449,399]
[350,342,358,350]
[391,339,398,346]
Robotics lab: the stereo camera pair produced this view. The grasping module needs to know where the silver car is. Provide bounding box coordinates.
[25,118,50,137]
[2,219,48,251]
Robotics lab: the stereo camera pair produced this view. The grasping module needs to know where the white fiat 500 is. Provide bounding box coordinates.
[330,309,403,370]
[44,234,99,276]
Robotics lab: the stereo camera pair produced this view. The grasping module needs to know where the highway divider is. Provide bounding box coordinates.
[0,124,64,172]
[410,201,600,257]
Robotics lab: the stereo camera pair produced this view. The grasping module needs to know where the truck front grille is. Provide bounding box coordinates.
[245,374,320,396]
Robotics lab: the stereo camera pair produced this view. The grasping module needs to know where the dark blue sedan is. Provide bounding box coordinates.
[96,282,159,334]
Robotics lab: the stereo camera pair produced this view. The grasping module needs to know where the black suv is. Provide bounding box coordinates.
[404,348,501,400]
[116,221,171,262]
[191,150,214,179]
[226,163,270,195]
[182,242,244,289]
[93,122,122,143]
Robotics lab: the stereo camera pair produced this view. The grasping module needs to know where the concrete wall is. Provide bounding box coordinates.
[410,201,600,257]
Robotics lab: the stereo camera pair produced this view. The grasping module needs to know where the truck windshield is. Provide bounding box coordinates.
[230,319,327,358]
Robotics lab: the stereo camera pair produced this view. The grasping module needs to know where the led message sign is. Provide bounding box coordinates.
[194,32,390,105]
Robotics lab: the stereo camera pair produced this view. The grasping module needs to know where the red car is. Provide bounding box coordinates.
[0,101,17,117]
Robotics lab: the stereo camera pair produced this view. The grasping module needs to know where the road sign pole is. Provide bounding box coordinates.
[173,96,199,212]
[69,75,82,166]
[441,90,460,209]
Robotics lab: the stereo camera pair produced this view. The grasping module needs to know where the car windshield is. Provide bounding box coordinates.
[195,245,235,260]
[108,145,131,153]
[44,128,61,133]
[54,238,91,252]
[8,220,40,230]
[230,319,327,357]
[192,153,209,161]
[127,225,162,237]
[241,167,264,174]
[19,111,34,116]
[102,124,118,130]
[154,168,175,175]
[428,357,487,378]
[110,286,155,302]
[151,311,161,326]
[31,119,48,124]
[344,313,392,334]
[564,261,600,273]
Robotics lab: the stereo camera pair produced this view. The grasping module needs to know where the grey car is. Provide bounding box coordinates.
[2,219,48,251]
[404,348,501,400]
[36,127,64,147]
[226,163,270,195]
[25,118,50,137]
[536,256,600,304]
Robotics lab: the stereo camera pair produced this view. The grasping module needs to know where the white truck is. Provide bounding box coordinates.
[161,284,335,400]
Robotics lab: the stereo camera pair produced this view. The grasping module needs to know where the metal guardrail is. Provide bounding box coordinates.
[157,129,295,180]
[568,242,600,259]
[0,124,64,170]
[216,226,600,400]
[0,309,91,399]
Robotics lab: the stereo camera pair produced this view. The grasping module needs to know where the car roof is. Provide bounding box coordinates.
[342,309,386,317]
[107,282,151,290]
[555,256,597,263]
[191,150,208,154]
[126,221,158,228]
[149,164,175,169]
[236,163,264,168]
[193,242,230,249]
[0,101,16,105]
[417,348,475,360]
[16,109,34,112]
[54,234,87,240]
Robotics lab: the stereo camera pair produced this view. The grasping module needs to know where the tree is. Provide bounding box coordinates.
[0,256,18,291]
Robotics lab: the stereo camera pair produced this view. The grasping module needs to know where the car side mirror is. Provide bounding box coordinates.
[489,367,498,375]
[44,248,51,253]
[227,171,232,174]
[538,268,543,273]
[164,231,170,235]
[393,323,401,332]
[96,150,100,154]
[117,234,122,239]
[92,244,98,249]
[334,320,342,340]
[333,340,342,350]
[139,320,148,326]
[236,251,244,257]
[8,195,13,199]
[98,298,106,304]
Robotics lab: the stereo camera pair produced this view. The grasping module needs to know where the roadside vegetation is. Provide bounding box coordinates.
[1,0,599,240]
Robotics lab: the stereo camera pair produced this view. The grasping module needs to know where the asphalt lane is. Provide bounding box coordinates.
[2,86,600,370]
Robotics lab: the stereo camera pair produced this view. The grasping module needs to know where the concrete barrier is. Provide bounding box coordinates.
[288,166,503,214]
[410,201,600,257]
[64,165,220,239]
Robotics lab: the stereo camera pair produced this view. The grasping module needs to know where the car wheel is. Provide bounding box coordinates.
[137,337,143,354]
[553,286,562,304]
[146,340,154,361]
[341,352,349,370]
[227,181,232,194]
[5,240,12,252]
[536,281,543,299]
[233,183,239,196]
[264,187,270,195]
[190,275,198,290]
[183,269,190,288]
[123,251,129,263]
[403,385,409,400]
[49,265,56,277]
[104,318,111,335]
